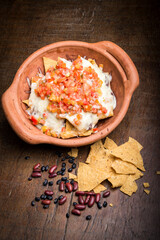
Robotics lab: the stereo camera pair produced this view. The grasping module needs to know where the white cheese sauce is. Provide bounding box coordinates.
[27,82,65,135]
[27,57,116,135]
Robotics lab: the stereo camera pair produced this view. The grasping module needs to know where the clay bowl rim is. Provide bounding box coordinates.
[2,41,139,147]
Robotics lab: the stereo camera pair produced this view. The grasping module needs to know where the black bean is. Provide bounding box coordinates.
[68,159,74,164]
[28,177,32,181]
[54,198,58,204]
[49,181,53,186]
[56,179,61,185]
[43,179,48,186]
[41,166,45,172]
[58,195,63,200]
[65,188,69,193]
[65,180,69,183]
[25,156,30,160]
[61,167,66,172]
[68,168,72,172]
[47,196,53,200]
[40,194,47,200]
[66,213,70,218]
[86,215,92,220]
[97,202,102,209]
[62,163,66,167]
[45,165,49,171]
[31,201,35,206]
[56,151,62,157]
[35,197,40,202]
[103,201,107,208]
[43,204,49,209]
[57,171,62,175]
[72,163,76,169]
[61,177,67,181]
[66,155,70,159]
[71,157,75,160]
[73,202,77,206]
[70,179,74,185]
[61,157,66,161]
[61,172,65,176]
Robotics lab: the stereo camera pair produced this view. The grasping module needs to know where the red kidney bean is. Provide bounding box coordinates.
[59,196,67,205]
[78,195,84,205]
[84,195,90,205]
[73,182,78,191]
[33,169,41,172]
[49,165,57,174]
[75,204,86,210]
[49,173,57,178]
[59,181,65,191]
[76,191,85,196]
[31,172,41,178]
[88,195,95,207]
[65,182,73,192]
[33,163,41,170]
[86,192,96,196]
[45,190,53,196]
[42,200,51,205]
[95,193,101,203]
[103,191,110,198]
[71,209,81,216]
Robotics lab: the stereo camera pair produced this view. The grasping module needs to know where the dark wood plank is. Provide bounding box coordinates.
[0,0,160,239]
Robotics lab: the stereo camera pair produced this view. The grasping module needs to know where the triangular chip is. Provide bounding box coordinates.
[22,99,29,106]
[86,140,104,164]
[77,162,109,191]
[143,182,150,188]
[111,159,138,175]
[43,57,57,73]
[93,184,107,193]
[120,176,138,196]
[68,173,77,180]
[109,142,145,171]
[128,137,143,151]
[104,137,118,150]
[68,148,78,158]
[108,171,128,188]
[144,189,150,195]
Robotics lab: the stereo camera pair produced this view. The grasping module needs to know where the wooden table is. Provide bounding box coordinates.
[0,0,160,239]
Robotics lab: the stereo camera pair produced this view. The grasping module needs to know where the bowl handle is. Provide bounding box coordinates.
[92,41,139,95]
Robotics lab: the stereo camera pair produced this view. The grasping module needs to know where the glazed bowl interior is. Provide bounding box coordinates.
[20,46,124,135]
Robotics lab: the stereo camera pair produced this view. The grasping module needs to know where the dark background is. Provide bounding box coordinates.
[0,0,160,239]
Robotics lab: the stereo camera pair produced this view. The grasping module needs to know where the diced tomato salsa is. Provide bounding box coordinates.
[33,56,107,117]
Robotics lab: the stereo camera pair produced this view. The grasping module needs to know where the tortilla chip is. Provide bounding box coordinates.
[156,171,160,175]
[68,173,77,180]
[131,169,143,180]
[109,142,145,171]
[104,137,118,150]
[108,171,128,188]
[128,137,143,151]
[120,176,138,196]
[77,162,109,191]
[61,120,92,138]
[68,148,78,158]
[111,159,138,175]
[86,140,105,164]
[43,57,57,72]
[143,182,150,188]
[109,203,113,207]
[144,189,150,195]
[93,184,107,193]
[22,100,29,106]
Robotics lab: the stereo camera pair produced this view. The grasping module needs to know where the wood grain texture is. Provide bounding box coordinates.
[0,0,160,240]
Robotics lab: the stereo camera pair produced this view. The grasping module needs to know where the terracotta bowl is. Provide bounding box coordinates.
[2,41,139,147]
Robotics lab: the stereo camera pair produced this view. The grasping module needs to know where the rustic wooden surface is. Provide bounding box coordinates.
[0,0,160,239]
